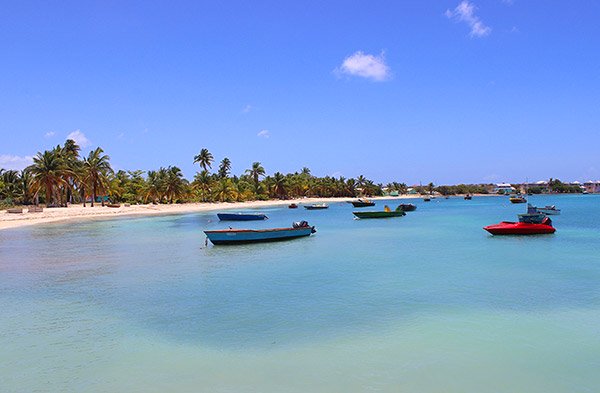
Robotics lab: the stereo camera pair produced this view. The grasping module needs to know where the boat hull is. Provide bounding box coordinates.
[398,204,416,211]
[353,211,406,219]
[304,205,328,210]
[205,227,314,245]
[536,208,560,215]
[217,213,268,221]
[350,201,375,207]
[509,197,527,204]
[484,221,555,235]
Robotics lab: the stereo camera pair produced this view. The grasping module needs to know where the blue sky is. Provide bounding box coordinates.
[1,1,599,184]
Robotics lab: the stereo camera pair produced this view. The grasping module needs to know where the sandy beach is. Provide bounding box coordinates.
[0,195,440,231]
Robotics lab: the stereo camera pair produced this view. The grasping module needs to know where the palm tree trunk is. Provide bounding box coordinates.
[91,183,96,207]
[45,181,53,208]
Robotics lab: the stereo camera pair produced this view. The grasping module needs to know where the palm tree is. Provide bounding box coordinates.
[427,182,435,195]
[145,170,164,203]
[218,157,231,179]
[193,148,214,171]
[28,150,69,207]
[301,167,311,176]
[19,170,33,205]
[164,166,187,203]
[245,162,265,191]
[61,139,81,204]
[193,170,213,202]
[213,178,238,202]
[83,148,113,207]
[271,172,287,198]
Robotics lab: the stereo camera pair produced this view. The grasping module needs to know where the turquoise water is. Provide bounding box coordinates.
[1,195,600,392]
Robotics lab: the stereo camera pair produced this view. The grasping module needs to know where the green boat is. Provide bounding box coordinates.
[353,205,407,219]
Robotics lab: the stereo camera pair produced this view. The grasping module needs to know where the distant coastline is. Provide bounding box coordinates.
[0,194,503,231]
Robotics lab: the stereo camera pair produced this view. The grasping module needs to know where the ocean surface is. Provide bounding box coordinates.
[1,195,599,392]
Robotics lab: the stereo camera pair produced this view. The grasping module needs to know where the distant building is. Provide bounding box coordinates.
[493,183,516,194]
[584,180,600,193]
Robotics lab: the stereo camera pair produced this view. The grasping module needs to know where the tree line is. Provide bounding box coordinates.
[0,140,388,208]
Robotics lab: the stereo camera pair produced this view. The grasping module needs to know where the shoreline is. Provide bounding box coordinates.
[0,194,497,231]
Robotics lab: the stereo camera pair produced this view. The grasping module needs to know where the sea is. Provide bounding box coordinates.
[1,195,599,392]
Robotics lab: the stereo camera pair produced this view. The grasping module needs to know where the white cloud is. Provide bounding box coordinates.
[257,129,270,138]
[0,154,34,170]
[445,1,491,38]
[336,51,391,81]
[44,131,55,138]
[242,104,253,113]
[66,129,91,147]
[117,132,125,140]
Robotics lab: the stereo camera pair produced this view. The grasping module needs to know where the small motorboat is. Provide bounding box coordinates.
[464,194,472,200]
[288,203,298,209]
[204,221,316,245]
[353,205,406,219]
[349,198,375,207]
[423,197,431,202]
[304,203,329,210]
[535,205,561,215]
[398,203,417,212]
[484,216,555,235]
[217,212,268,221]
[509,195,527,204]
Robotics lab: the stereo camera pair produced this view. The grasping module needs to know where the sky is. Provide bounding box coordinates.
[1,0,599,185]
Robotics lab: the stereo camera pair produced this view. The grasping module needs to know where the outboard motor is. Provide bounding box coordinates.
[293,220,309,228]
[541,217,552,226]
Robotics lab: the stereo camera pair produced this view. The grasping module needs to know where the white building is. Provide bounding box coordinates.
[493,183,516,194]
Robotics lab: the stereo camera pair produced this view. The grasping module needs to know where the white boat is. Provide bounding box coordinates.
[535,205,561,215]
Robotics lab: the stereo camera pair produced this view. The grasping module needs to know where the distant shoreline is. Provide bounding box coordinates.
[1,194,501,231]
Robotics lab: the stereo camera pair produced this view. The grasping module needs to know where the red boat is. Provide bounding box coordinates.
[484,217,556,235]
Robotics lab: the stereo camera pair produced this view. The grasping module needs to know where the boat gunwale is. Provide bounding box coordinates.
[204,226,312,234]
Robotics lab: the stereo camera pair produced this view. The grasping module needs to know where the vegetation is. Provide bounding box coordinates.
[0,142,385,208]
[0,141,586,209]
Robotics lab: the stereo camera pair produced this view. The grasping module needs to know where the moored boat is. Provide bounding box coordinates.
[398,203,417,212]
[353,205,407,219]
[217,212,268,221]
[509,195,527,204]
[304,203,329,210]
[288,203,298,209]
[464,194,472,200]
[535,205,561,215]
[484,218,555,235]
[349,198,375,207]
[423,197,431,202]
[204,221,316,245]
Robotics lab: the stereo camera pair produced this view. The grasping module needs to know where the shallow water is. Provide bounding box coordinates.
[1,195,599,392]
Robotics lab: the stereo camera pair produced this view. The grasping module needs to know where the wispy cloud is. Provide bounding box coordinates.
[44,131,55,138]
[117,132,125,140]
[66,129,91,147]
[242,104,253,114]
[445,1,491,38]
[335,51,391,81]
[0,154,34,170]
[257,129,270,138]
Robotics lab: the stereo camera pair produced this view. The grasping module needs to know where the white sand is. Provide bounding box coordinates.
[0,196,426,231]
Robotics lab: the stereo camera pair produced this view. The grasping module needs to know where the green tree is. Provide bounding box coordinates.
[28,150,70,207]
[245,162,265,192]
[193,148,214,171]
[218,157,231,179]
[83,148,113,207]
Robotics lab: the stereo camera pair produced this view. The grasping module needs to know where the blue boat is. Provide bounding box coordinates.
[204,221,316,245]
[217,212,268,221]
